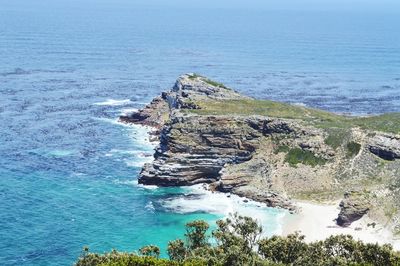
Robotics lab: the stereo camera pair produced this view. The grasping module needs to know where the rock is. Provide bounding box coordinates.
[367,222,376,228]
[336,191,370,227]
[368,134,400,161]
[138,115,261,186]
[119,95,169,129]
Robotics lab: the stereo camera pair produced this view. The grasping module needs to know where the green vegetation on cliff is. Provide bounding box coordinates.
[324,128,351,149]
[188,98,400,134]
[76,214,400,266]
[346,141,362,157]
[285,148,327,167]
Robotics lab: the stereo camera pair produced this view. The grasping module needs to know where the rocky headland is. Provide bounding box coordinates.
[120,74,400,234]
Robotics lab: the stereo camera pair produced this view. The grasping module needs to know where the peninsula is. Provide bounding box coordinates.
[120,74,400,238]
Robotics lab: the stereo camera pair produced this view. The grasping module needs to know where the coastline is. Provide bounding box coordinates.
[121,74,400,250]
[282,201,400,250]
[137,177,400,250]
[132,121,400,250]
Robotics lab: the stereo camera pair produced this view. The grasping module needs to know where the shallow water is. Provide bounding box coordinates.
[1,1,400,265]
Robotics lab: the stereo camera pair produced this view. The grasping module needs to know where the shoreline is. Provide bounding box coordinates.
[282,200,400,250]
[131,120,400,250]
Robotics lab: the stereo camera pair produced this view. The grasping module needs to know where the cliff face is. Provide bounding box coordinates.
[121,74,400,230]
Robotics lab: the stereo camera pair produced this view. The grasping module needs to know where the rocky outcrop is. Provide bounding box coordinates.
[120,95,170,129]
[121,74,400,220]
[368,134,400,161]
[120,74,246,128]
[336,191,370,227]
[139,115,259,186]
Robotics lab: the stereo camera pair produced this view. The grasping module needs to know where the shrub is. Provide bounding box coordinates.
[346,141,361,157]
[75,249,179,266]
[185,220,210,250]
[258,232,308,264]
[139,245,160,258]
[285,148,327,167]
[324,128,349,149]
[167,239,186,262]
[274,145,290,154]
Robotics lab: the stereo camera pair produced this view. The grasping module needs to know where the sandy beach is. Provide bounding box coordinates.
[282,201,400,250]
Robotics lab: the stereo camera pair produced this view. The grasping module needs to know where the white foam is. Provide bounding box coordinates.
[123,127,157,168]
[95,117,157,146]
[108,149,153,157]
[119,108,139,116]
[113,179,138,186]
[160,184,288,236]
[127,127,157,149]
[94,99,132,106]
[136,183,159,190]
[94,117,126,126]
[105,148,154,167]
[124,158,152,168]
[113,179,159,190]
[292,102,307,107]
[97,117,158,180]
[48,149,77,157]
[145,201,155,212]
[71,172,86,177]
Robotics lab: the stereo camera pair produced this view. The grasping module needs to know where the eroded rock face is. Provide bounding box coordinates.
[137,113,303,209]
[138,115,283,186]
[336,191,370,227]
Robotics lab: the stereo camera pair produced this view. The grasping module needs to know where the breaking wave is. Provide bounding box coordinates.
[93,99,132,106]
[160,184,288,236]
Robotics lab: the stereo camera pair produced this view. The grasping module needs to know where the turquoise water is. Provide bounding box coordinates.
[1,1,400,265]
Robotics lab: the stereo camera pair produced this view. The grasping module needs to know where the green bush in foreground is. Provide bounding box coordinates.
[76,213,400,266]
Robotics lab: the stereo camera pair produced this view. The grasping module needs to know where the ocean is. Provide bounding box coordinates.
[1,1,400,265]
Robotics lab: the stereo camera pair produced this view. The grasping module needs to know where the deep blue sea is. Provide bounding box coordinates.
[1,1,400,265]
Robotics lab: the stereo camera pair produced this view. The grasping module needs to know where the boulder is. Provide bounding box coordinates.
[336,191,370,227]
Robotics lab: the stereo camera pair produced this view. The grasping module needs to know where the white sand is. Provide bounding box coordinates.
[282,201,400,250]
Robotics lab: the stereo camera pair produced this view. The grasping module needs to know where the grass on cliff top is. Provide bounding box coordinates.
[187,98,400,134]
[188,73,230,90]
